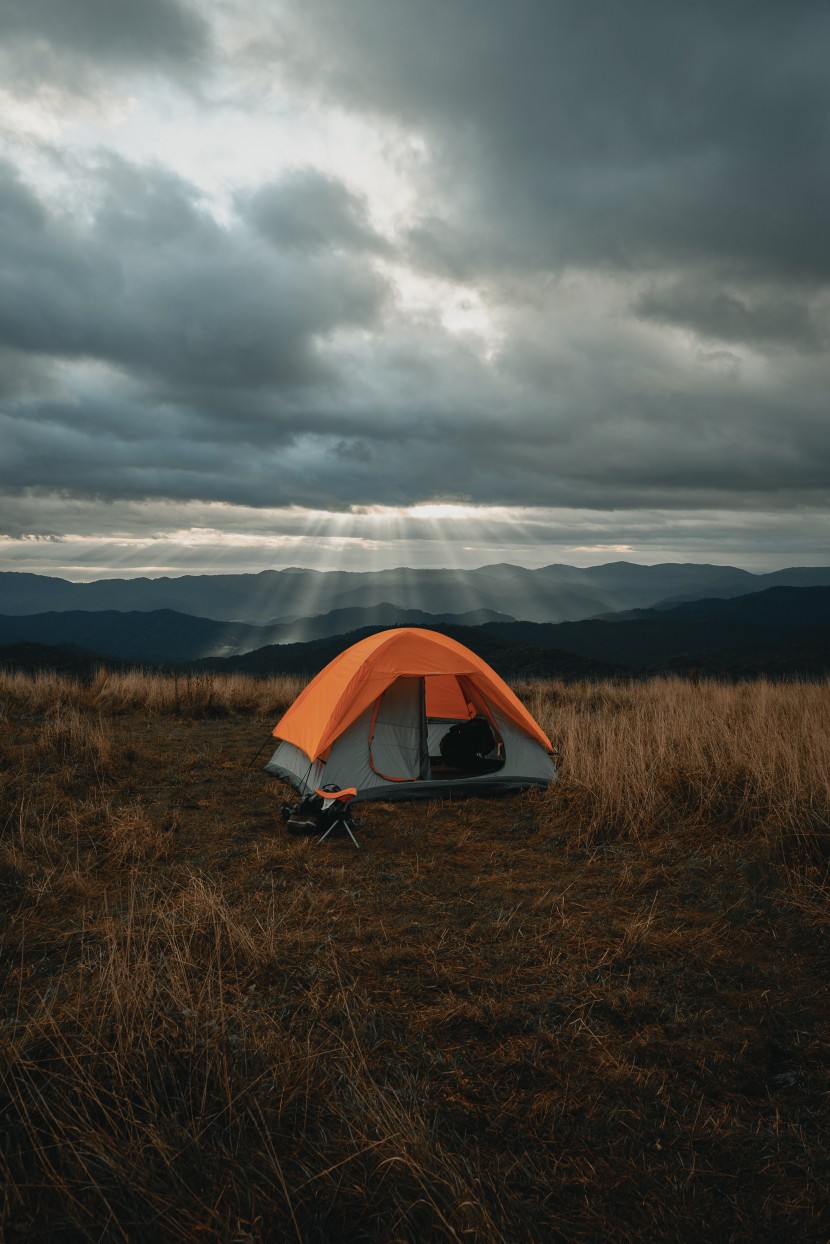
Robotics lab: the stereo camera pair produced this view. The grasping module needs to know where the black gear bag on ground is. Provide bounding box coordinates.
[281,787,357,837]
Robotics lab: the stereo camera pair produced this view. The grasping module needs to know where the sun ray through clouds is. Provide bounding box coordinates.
[4,498,830,580]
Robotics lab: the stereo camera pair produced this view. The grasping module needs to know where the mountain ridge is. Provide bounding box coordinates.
[0,603,517,665]
[1,585,827,678]
[3,562,830,626]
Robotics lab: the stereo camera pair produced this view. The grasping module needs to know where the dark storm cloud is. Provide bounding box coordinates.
[635,282,829,353]
[6,314,827,516]
[280,0,830,339]
[245,169,388,255]
[0,157,386,393]
[0,152,401,510]
[0,0,208,89]
[2,0,829,545]
[1,139,828,520]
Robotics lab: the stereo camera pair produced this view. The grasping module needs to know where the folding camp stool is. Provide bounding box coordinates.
[314,787,360,848]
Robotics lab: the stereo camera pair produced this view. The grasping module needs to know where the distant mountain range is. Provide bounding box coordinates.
[1,585,828,679]
[3,562,830,625]
[0,604,515,665]
[473,587,830,674]
[600,588,830,628]
[185,586,830,678]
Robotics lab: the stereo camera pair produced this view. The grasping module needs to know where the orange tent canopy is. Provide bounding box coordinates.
[272,627,552,759]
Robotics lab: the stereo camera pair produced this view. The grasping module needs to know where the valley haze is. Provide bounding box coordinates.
[2,563,829,677]
[5,561,830,624]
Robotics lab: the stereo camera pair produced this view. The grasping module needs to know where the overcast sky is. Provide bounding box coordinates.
[1,0,828,579]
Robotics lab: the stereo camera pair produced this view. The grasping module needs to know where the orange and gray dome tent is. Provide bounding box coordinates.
[265,627,556,802]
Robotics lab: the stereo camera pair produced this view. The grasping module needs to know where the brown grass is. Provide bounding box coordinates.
[0,667,306,718]
[1,671,828,1242]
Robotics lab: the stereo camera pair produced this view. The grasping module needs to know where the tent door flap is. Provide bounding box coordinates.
[368,676,429,781]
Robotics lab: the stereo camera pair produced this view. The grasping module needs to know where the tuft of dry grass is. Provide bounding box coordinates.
[0,667,305,719]
[521,676,830,873]
[0,670,828,1242]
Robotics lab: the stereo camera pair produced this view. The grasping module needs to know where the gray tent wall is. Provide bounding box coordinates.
[265,674,556,802]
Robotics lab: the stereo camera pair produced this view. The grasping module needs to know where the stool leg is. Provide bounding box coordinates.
[318,820,337,844]
[317,816,360,848]
[344,821,360,849]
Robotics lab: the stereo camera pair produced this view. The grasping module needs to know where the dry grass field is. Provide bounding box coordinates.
[1,669,828,1242]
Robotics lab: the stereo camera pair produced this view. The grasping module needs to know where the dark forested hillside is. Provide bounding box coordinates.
[1,586,828,678]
